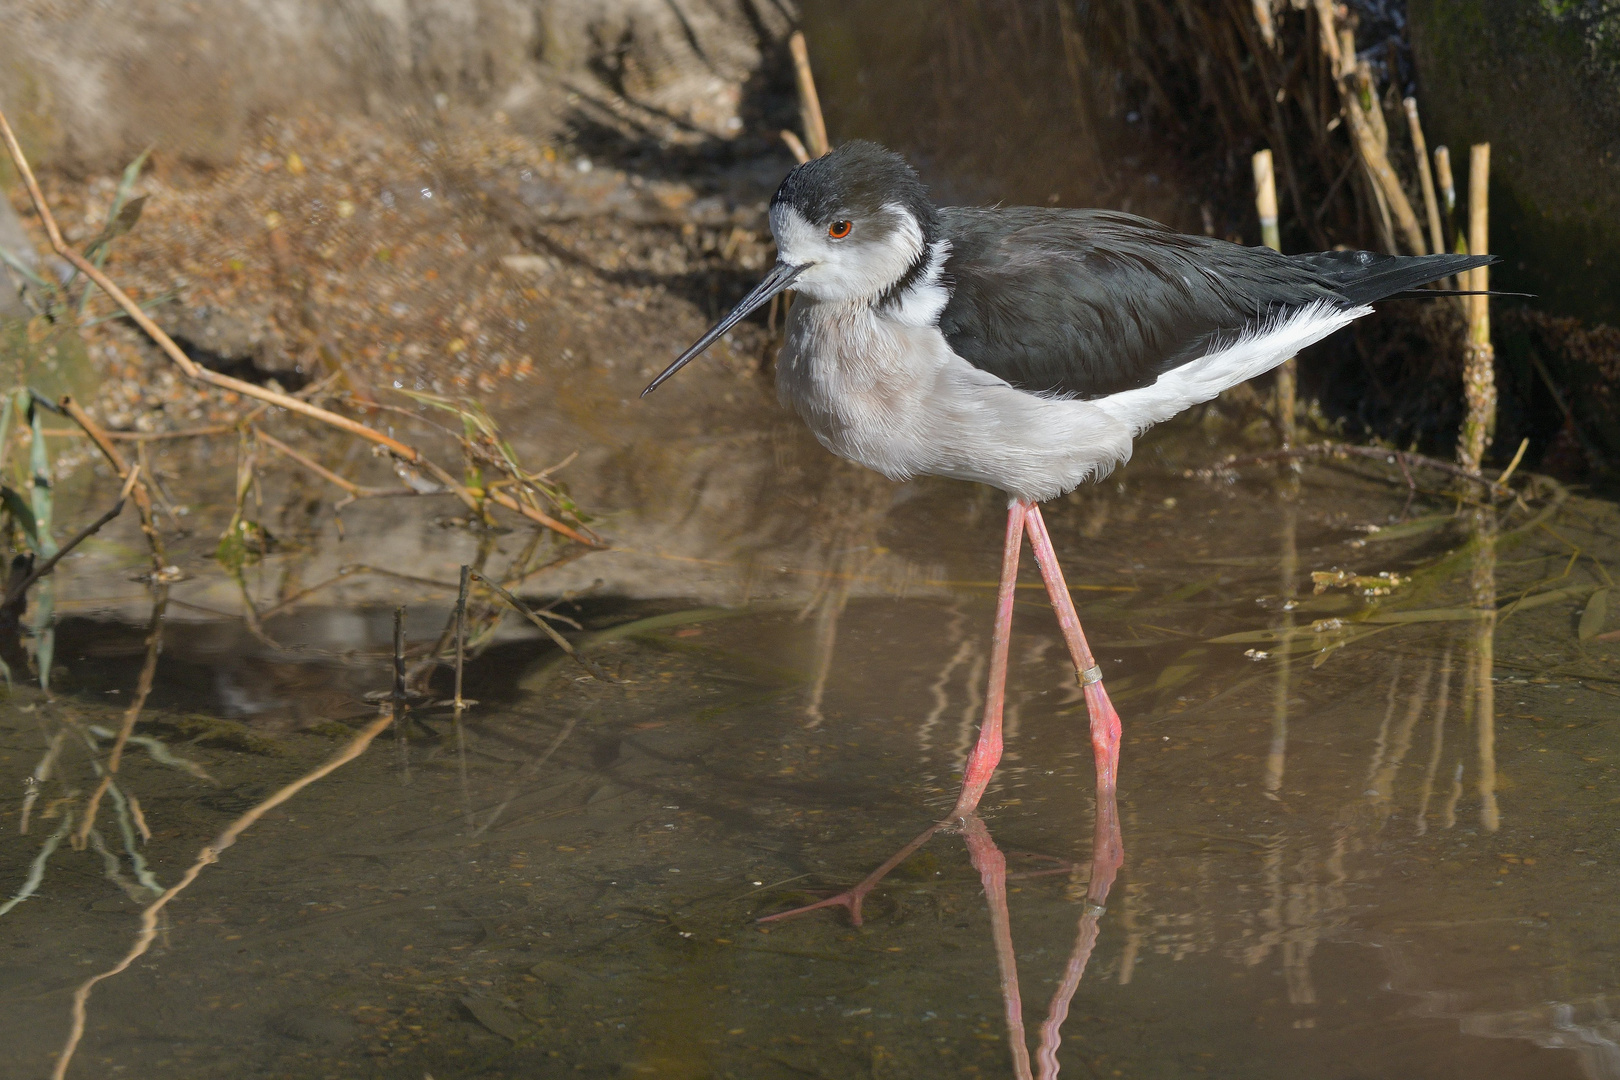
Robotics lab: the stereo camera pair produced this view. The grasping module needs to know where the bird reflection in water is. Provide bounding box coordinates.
[963,784,1122,1079]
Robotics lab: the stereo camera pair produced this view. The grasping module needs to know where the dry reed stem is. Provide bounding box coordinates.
[36,424,235,442]
[1306,4,1424,255]
[1252,149,1296,448]
[1457,143,1494,473]
[51,712,394,1080]
[1433,145,1456,222]
[0,107,597,549]
[1342,97,1426,254]
[1313,0,1342,72]
[780,130,811,165]
[1252,149,1281,250]
[1402,98,1443,257]
[1252,0,1277,49]
[789,31,829,157]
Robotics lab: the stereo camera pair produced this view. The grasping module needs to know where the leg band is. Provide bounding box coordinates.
[1079,664,1104,686]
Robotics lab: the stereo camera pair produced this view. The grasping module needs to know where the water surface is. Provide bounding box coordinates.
[3,447,1617,1079]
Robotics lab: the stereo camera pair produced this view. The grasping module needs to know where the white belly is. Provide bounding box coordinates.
[775,299,1136,503]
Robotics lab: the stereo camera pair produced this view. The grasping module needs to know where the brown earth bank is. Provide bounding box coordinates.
[1,0,1616,511]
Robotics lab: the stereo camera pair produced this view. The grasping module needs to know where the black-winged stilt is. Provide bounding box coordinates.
[644,141,1490,921]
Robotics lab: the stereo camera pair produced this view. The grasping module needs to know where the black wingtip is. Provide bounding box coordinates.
[1384,288,1535,300]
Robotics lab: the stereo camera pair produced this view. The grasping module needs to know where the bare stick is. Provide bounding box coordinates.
[1311,5,1424,255]
[470,569,613,682]
[1457,143,1494,473]
[392,605,408,721]
[392,605,411,781]
[789,31,829,157]
[37,423,236,442]
[51,712,394,1080]
[1252,150,1281,251]
[0,107,597,549]
[1403,98,1443,257]
[454,565,470,714]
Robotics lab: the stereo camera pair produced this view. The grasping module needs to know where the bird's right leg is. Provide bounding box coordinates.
[1022,501,1122,793]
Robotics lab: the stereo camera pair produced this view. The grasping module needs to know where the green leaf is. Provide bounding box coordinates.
[105,195,146,241]
[0,485,40,551]
[1579,587,1610,640]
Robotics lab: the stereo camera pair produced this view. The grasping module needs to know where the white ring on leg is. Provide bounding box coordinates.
[1079,664,1103,686]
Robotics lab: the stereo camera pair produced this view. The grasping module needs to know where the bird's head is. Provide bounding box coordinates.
[642,141,938,396]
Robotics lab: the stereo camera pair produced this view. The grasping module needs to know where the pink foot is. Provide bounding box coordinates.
[758,823,942,926]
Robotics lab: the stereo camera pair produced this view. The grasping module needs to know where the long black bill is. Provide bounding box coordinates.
[641,260,806,397]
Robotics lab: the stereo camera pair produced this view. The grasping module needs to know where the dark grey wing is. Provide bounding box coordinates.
[936,208,1488,400]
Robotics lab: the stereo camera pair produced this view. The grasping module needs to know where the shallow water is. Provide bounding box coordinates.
[2,445,1618,1080]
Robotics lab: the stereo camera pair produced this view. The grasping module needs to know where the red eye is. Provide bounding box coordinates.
[827,220,852,239]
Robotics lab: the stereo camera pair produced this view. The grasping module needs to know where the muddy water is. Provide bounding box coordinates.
[2,435,1618,1080]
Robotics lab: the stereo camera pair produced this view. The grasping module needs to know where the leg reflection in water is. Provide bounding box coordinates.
[964,783,1123,1080]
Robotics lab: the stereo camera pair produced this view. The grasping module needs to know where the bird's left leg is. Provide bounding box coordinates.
[1021,502,1122,793]
[758,504,1025,927]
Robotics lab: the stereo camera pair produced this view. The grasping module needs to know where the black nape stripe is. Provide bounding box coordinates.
[876,246,934,312]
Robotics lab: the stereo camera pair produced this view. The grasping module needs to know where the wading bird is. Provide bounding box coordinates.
[643,141,1490,921]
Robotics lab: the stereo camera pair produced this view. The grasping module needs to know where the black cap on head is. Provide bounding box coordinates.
[772,141,939,243]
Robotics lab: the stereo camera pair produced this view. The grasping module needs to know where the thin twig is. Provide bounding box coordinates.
[252,426,412,501]
[470,569,613,681]
[780,130,811,165]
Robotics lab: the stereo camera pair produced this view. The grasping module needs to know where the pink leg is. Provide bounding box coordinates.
[952,502,1025,817]
[758,505,1025,926]
[1034,786,1123,1079]
[1022,502,1122,793]
[963,814,1035,1080]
